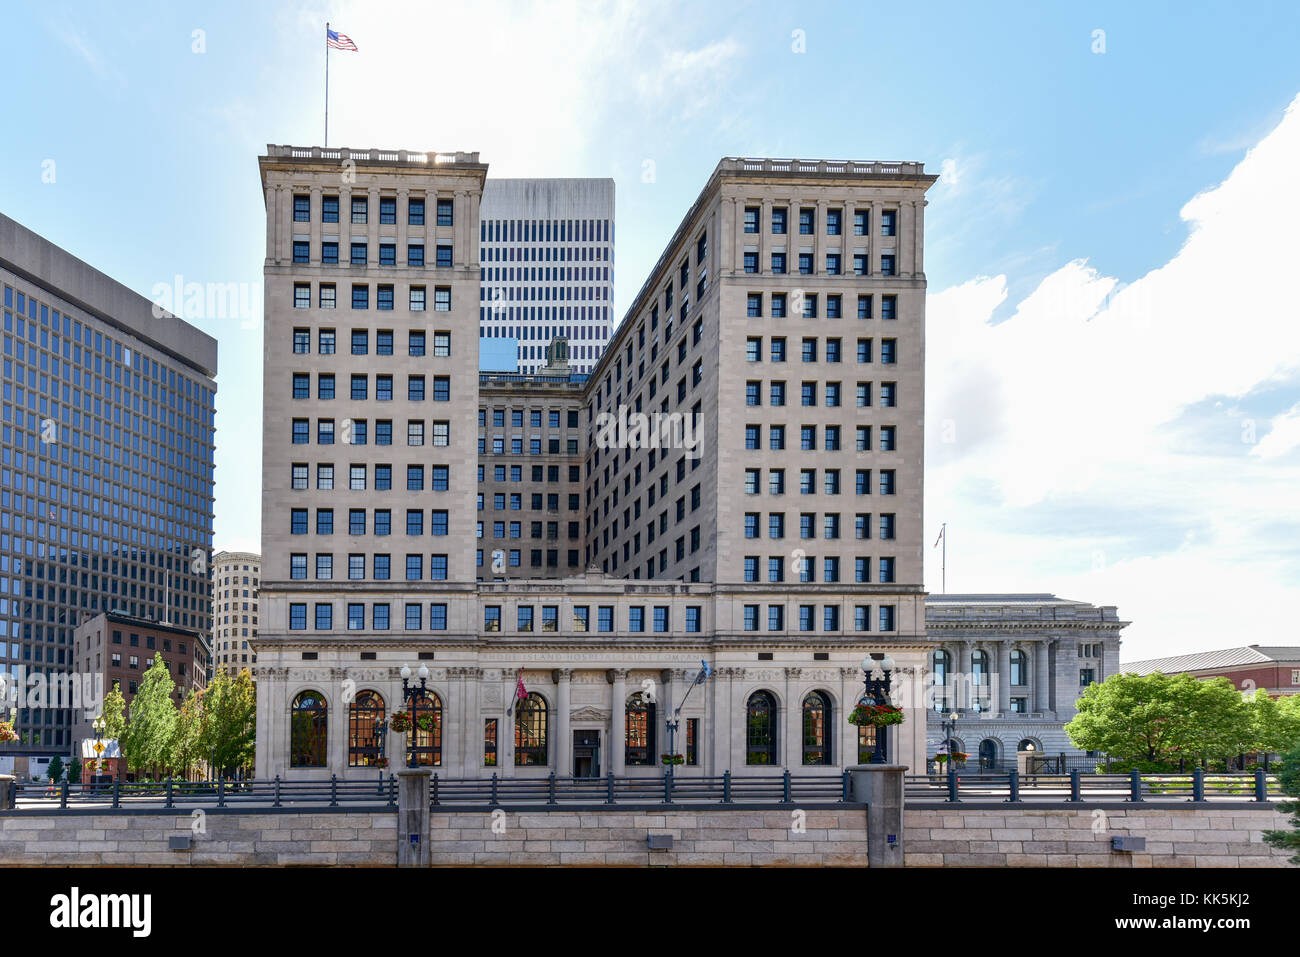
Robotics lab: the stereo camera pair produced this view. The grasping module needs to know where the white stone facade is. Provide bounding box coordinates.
[923,594,1128,767]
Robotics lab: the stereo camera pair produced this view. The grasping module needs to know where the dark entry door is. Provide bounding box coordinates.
[573,729,600,777]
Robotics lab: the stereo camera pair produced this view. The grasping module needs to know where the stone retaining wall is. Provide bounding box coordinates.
[905,806,1295,867]
[0,812,394,867]
[426,808,868,866]
[0,804,1292,867]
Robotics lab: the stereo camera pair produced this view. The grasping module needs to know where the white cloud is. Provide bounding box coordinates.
[1250,401,1300,459]
[927,93,1300,659]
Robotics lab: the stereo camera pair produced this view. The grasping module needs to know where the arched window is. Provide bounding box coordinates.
[1017,737,1041,753]
[802,691,832,765]
[978,738,999,770]
[348,691,385,767]
[746,691,777,765]
[407,690,443,767]
[515,692,548,766]
[625,692,656,766]
[290,690,328,768]
[1010,649,1027,686]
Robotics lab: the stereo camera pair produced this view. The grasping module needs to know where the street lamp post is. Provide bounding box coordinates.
[91,715,106,787]
[400,664,430,769]
[859,654,896,764]
[938,711,959,773]
[664,661,713,770]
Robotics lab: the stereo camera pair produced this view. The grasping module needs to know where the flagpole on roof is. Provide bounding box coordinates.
[324,22,330,147]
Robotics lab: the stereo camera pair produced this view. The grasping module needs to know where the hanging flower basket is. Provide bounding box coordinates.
[373,757,389,769]
[848,704,904,727]
[414,713,438,733]
[660,753,685,766]
[935,751,968,766]
[0,720,18,743]
[388,711,412,734]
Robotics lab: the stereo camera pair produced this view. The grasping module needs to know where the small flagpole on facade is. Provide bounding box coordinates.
[942,523,947,593]
[324,22,330,147]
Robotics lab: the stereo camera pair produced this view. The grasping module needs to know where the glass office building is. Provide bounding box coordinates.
[0,212,217,749]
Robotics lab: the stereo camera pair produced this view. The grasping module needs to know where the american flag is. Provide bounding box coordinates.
[326,28,357,51]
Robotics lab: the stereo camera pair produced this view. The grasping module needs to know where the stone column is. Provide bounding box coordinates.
[784,667,801,769]
[309,185,322,260]
[1035,639,1052,716]
[396,187,409,261]
[997,641,1012,715]
[500,672,515,777]
[956,641,972,711]
[659,670,674,764]
[339,186,352,267]
[396,768,431,867]
[760,199,774,275]
[610,669,627,775]
[366,186,380,259]
[555,669,572,776]
[849,764,905,868]
[462,668,480,773]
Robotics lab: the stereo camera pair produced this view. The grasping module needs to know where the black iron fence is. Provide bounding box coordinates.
[905,768,1282,803]
[2,767,1284,812]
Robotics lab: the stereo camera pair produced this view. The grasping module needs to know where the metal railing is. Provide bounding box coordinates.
[428,770,849,807]
[905,768,1282,803]
[6,776,398,812]
[6,768,1282,812]
[4,770,851,812]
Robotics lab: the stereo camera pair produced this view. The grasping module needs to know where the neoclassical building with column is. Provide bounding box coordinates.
[923,594,1127,768]
[254,147,938,780]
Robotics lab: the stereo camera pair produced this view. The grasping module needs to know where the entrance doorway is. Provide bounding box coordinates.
[573,729,600,777]
[978,738,999,770]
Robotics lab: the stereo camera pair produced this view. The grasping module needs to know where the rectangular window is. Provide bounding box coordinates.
[352,196,368,224]
[293,194,310,222]
[409,198,425,225]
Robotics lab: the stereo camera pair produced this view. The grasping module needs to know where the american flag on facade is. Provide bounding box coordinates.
[326,28,357,51]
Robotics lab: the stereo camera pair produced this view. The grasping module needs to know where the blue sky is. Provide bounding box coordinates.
[5,1,1299,658]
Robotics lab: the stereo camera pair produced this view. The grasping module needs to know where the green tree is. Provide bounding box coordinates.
[170,690,204,780]
[122,656,178,777]
[68,756,82,784]
[1246,690,1300,759]
[200,669,256,778]
[47,754,64,784]
[1263,744,1300,865]
[1066,672,1250,765]
[100,681,128,742]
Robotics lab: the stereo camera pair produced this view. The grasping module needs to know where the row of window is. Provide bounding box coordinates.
[291,373,452,402]
[294,240,452,267]
[289,506,450,534]
[743,427,901,454]
[743,383,900,412]
[289,549,449,580]
[481,408,580,429]
[290,419,451,446]
[743,555,896,584]
[742,251,898,277]
[743,292,898,320]
[291,328,447,355]
[744,337,894,364]
[292,283,450,311]
[292,194,452,226]
[743,205,897,237]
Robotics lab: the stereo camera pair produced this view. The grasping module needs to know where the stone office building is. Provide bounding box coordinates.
[479,178,615,373]
[254,146,936,780]
[210,550,260,677]
[924,594,1127,768]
